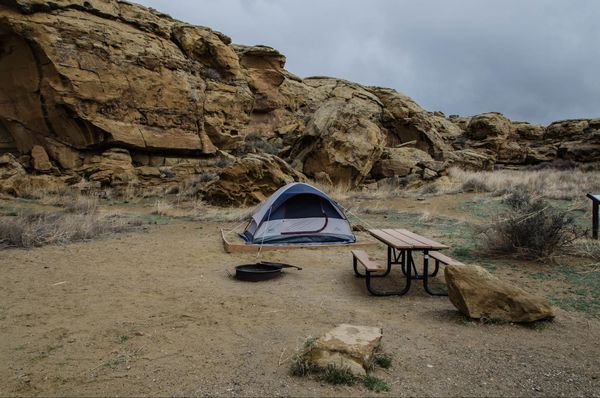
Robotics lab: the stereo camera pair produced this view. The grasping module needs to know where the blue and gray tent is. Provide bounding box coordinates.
[241,182,356,245]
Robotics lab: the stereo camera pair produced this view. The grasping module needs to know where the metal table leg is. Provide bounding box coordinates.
[365,245,411,296]
[422,249,448,296]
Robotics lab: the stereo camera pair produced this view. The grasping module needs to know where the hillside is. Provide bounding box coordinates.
[0,0,599,204]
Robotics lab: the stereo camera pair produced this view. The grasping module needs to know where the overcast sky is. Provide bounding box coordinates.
[138,0,599,125]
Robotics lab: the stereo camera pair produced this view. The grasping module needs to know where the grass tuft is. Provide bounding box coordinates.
[289,337,317,377]
[363,374,391,392]
[289,353,316,377]
[317,365,356,386]
[374,352,393,369]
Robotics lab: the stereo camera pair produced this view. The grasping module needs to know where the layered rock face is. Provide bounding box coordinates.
[0,0,598,204]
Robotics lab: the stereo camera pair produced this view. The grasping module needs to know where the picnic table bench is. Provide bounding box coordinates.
[352,229,463,297]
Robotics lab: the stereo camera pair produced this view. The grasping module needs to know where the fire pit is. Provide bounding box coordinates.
[234,261,302,282]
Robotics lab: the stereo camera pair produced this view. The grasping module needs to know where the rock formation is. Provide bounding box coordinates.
[445,264,555,323]
[0,0,599,204]
[204,153,306,206]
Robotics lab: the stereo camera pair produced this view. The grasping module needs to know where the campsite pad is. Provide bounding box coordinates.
[221,229,377,253]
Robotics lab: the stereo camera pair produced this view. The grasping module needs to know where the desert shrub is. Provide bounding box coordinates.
[64,195,98,214]
[461,177,491,193]
[501,184,531,209]
[239,133,283,156]
[419,183,438,195]
[482,190,581,259]
[0,202,140,249]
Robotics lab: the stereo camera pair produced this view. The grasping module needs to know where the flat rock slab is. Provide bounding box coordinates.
[445,264,555,323]
[304,324,382,376]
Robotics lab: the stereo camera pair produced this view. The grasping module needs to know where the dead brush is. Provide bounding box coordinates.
[64,195,99,214]
[482,189,582,260]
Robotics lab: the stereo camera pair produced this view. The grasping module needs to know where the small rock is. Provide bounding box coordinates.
[303,324,382,376]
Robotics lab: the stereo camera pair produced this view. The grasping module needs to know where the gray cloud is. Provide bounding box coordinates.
[137,0,600,125]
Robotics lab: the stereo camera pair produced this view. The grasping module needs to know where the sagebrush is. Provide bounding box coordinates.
[482,189,581,259]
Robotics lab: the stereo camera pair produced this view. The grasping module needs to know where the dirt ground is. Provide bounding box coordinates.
[1,195,599,397]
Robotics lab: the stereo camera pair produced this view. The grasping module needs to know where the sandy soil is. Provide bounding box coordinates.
[1,199,599,397]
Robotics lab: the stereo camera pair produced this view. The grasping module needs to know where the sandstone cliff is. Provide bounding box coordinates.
[0,0,598,204]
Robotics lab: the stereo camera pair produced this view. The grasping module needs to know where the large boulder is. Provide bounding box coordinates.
[465,112,512,142]
[367,87,458,160]
[444,149,495,171]
[204,154,306,206]
[78,148,137,186]
[304,324,383,377]
[371,147,434,179]
[289,80,385,188]
[445,264,555,323]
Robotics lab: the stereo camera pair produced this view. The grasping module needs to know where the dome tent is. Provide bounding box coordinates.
[241,182,355,245]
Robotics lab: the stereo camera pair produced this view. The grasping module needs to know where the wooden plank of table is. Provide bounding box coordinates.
[394,228,449,250]
[368,229,413,249]
[381,229,433,249]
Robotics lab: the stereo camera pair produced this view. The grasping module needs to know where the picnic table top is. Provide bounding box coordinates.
[368,228,449,250]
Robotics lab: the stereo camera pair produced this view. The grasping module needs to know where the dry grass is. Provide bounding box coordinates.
[447,167,600,200]
[0,195,141,249]
[152,199,252,223]
[570,239,600,263]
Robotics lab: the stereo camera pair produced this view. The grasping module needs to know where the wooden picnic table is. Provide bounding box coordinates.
[363,228,450,296]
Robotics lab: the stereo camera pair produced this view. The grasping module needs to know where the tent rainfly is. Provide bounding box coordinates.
[241,182,356,245]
